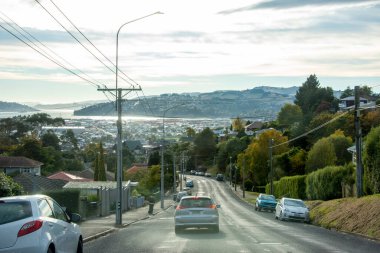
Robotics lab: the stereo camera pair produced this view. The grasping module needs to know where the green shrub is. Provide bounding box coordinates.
[43,189,80,213]
[266,175,306,199]
[305,164,354,200]
[243,179,254,191]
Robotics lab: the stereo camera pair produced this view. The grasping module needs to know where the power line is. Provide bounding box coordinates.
[0,21,102,89]
[34,0,134,88]
[0,11,109,91]
[48,0,141,89]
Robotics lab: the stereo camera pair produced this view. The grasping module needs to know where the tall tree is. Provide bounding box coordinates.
[363,126,380,194]
[305,138,337,173]
[194,127,217,165]
[294,74,337,123]
[277,103,303,127]
[98,142,107,181]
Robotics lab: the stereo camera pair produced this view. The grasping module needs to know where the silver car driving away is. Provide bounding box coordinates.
[174,196,220,233]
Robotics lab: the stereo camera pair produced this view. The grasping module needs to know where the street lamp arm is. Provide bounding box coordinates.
[117,11,163,36]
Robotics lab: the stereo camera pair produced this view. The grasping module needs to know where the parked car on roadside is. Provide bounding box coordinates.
[183,187,192,195]
[275,197,310,223]
[176,191,188,202]
[255,194,277,212]
[174,196,220,233]
[205,172,211,177]
[0,194,82,253]
[216,174,224,181]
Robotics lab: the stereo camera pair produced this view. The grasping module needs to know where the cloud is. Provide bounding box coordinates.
[218,0,379,14]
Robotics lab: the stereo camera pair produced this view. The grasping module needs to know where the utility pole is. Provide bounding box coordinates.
[269,139,274,195]
[98,87,141,226]
[242,157,245,198]
[234,165,237,191]
[173,154,176,194]
[229,156,232,185]
[354,86,363,197]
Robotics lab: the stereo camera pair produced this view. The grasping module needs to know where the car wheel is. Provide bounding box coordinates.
[77,238,83,253]
[255,205,258,211]
[47,246,54,253]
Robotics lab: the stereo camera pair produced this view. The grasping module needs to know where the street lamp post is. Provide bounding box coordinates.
[161,104,185,209]
[114,11,162,226]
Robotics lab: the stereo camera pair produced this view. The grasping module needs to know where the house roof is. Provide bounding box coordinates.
[67,168,114,181]
[340,96,368,101]
[47,171,92,182]
[13,173,66,194]
[245,121,264,130]
[0,156,43,168]
[63,180,138,189]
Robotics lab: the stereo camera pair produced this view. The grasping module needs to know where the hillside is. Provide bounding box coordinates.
[0,101,38,112]
[73,86,297,118]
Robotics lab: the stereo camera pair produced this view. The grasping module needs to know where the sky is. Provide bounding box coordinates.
[1,0,380,104]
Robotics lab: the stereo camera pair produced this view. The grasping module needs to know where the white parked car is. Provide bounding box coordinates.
[275,197,310,223]
[0,195,83,253]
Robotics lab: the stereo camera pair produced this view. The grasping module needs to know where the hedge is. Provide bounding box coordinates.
[265,175,306,199]
[43,189,80,213]
[305,164,354,200]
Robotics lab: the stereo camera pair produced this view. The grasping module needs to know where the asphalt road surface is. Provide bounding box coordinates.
[84,176,380,253]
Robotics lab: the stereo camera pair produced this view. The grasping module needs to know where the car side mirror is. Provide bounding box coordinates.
[69,213,81,223]
[216,204,221,208]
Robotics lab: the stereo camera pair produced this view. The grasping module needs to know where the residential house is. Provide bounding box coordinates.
[339,96,370,110]
[245,121,264,136]
[13,173,66,194]
[0,156,43,176]
[48,171,93,182]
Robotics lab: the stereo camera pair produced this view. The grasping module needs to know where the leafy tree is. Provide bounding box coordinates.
[232,117,245,132]
[41,131,60,151]
[194,127,217,165]
[327,130,352,166]
[363,126,380,194]
[60,130,78,150]
[294,74,337,123]
[0,172,23,197]
[274,147,306,177]
[305,138,336,173]
[340,86,354,99]
[185,127,196,139]
[148,150,160,166]
[277,103,303,127]
[238,129,288,186]
[98,142,107,181]
[25,113,64,127]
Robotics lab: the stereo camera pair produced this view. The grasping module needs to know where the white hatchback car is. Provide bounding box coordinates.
[0,195,82,253]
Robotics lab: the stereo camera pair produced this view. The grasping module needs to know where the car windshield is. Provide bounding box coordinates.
[260,195,275,201]
[180,198,213,208]
[0,201,32,225]
[284,199,306,207]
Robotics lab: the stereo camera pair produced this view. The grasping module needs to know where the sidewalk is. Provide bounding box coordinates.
[80,199,174,243]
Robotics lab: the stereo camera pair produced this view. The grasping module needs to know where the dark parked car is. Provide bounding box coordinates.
[255,194,277,212]
[216,174,224,181]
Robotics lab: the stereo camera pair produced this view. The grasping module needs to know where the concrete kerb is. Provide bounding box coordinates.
[83,201,174,243]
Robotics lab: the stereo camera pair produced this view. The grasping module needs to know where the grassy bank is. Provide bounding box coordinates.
[308,194,380,240]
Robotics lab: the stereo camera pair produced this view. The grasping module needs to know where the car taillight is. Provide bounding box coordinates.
[209,204,217,209]
[17,220,43,237]
[176,205,185,210]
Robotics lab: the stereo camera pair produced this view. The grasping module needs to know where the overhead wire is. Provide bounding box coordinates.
[46,0,159,114]
[34,0,135,88]
[0,11,110,91]
[0,19,103,90]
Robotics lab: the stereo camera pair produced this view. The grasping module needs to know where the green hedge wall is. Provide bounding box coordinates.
[43,189,80,213]
[266,175,306,199]
[305,164,354,200]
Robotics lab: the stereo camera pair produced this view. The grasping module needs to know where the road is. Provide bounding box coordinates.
[84,176,380,253]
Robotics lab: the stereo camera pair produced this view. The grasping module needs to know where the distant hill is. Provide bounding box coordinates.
[73,86,299,119]
[0,101,38,112]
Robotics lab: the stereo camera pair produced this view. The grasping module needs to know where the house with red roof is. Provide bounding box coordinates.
[47,171,92,182]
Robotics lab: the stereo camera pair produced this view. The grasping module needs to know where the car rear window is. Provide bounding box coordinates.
[0,201,32,225]
[284,199,305,207]
[180,198,213,208]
